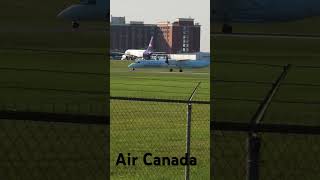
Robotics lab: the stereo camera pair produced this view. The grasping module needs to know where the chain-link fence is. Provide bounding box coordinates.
[0,0,109,176]
[111,96,210,179]
[212,61,320,180]
[211,124,320,180]
[0,105,108,179]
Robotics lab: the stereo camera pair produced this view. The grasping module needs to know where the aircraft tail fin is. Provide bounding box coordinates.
[146,36,154,51]
[143,36,154,59]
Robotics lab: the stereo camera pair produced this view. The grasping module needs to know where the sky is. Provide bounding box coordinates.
[111,0,210,52]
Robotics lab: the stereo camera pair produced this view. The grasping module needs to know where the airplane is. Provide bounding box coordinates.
[121,36,162,60]
[110,51,124,60]
[212,0,320,33]
[127,57,210,72]
[57,0,109,29]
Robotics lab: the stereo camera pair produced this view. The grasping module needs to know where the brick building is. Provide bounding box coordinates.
[110,17,201,53]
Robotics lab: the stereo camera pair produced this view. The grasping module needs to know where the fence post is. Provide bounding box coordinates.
[185,102,192,180]
[246,64,291,180]
[184,82,201,180]
[247,135,261,180]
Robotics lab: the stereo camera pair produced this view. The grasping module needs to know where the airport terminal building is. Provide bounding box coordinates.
[110,17,201,54]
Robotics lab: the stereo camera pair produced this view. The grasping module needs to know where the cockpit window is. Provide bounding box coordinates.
[80,0,96,5]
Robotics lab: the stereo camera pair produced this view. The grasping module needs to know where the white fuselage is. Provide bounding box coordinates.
[121,50,146,60]
[169,52,210,61]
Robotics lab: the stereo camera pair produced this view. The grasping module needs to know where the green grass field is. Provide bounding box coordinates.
[110,61,210,179]
[213,25,320,180]
[3,0,320,179]
[0,1,210,179]
[110,61,210,100]
[0,47,108,179]
[213,36,320,125]
[0,49,109,179]
[0,1,109,179]
[0,48,107,113]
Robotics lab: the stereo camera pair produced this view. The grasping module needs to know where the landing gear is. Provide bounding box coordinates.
[179,69,183,72]
[131,68,135,71]
[169,68,173,72]
[72,21,80,29]
[222,23,232,34]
